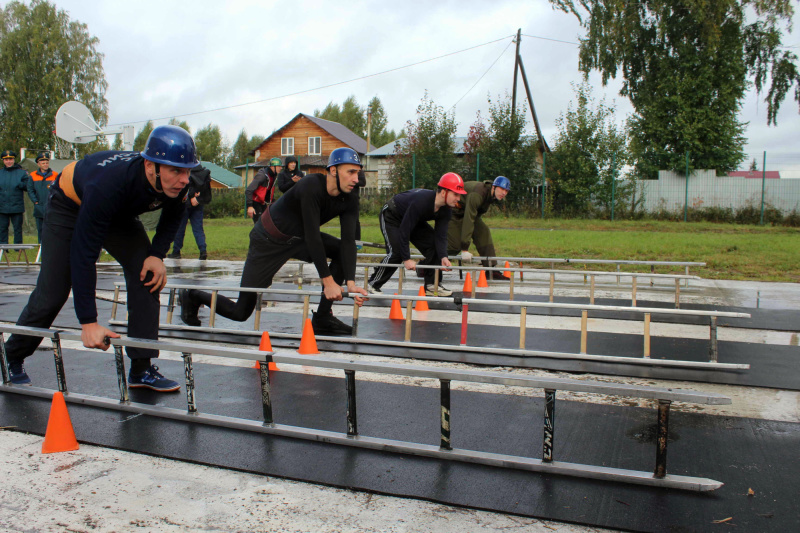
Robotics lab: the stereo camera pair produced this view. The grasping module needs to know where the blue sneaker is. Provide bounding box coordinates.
[128,365,180,392]
[8,361,31,385]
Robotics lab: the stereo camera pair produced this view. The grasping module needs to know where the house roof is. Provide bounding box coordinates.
[728,170,781,179]
[200,160,241,188]
[366,137,468,157]
[249,113,376,157]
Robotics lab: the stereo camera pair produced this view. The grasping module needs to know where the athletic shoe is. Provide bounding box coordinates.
[489,271,509,281]
[8,361,31,385]
[367,284,382,294]
[425,284,453,297]
[311,311,353,336]
[179,288,201,326]
[128,365,180,392]
[167,251,181,259]
[198,252,207,260]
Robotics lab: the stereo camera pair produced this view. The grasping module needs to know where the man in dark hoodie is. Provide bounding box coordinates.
[277,155,305,193]
[168,163,212,260]
[447,176,510,279]
[0,150,29,245]
[27,151,58,243]
[245,157,281,223]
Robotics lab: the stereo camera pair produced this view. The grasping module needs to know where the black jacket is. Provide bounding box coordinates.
[188,164,212,206]
[277,155,305,193]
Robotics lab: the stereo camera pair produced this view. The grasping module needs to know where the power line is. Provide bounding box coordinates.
[450,39,515,110]
[522,33,578,46]
[109,35,515,127]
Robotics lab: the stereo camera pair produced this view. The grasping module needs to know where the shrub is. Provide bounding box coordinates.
[206,188,245,218]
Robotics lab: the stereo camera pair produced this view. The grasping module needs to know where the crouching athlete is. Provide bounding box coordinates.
[180,147,368,335]
[5,125,198,391]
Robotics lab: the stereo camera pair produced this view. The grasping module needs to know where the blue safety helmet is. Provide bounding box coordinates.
[493,176,511,190]
[327,147,362,169]
[141,125,199,169]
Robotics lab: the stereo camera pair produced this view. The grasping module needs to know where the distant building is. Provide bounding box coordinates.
[235,113,375,186]
[728,171,781,179]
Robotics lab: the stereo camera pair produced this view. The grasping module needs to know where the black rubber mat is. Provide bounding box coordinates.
[0,292,798,390]
[2,268,798,330]
[2,351,798,533]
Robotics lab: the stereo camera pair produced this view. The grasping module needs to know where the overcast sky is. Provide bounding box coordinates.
[47,0,800,173]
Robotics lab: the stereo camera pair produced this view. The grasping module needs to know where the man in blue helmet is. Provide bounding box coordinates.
[5,125,198,391]
[447,176,510,280]
[179,147,368,335]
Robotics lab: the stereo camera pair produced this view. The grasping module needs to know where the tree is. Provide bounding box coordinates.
[366,96,399,148]
[230,129,264,167]
[194,123,230,168]
[548,82,631,217]
[462,93,541,212]
[549,1,800,177]
[388,92,459,193]
[168,117,191,133]
[315,95,398,148]
[132,121,154,152]
[0,0,107,154]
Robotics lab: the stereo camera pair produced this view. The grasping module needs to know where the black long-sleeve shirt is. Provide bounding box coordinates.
[268,173,358,281]
[51,151,188,324]
[389,188,451,261]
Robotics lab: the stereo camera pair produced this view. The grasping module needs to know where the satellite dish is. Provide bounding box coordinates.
[55,101,101,144]
[55,100,135,150]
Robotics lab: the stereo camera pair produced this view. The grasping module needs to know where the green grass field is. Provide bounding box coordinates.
[158,216,799,283]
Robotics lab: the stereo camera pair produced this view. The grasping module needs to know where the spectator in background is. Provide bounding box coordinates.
[27,151,58,243]
[0,150,29,246]
[168,163,212,260]
[246,157,281,223]
[277,155,305,193]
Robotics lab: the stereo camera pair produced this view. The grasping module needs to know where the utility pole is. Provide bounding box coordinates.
[511,29,521,121]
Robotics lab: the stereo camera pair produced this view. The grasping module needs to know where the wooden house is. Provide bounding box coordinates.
[240,114,375,186]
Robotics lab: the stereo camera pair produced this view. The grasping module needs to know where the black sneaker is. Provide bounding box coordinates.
[198,251,207,260]
[367,284,382,294]
[167,251,181,259]
[179,288,201,326]
[8,360,31,385]
[425,283,453,297]
[128,365,180,392]
[489,271,508,281]
[311,311,353,336]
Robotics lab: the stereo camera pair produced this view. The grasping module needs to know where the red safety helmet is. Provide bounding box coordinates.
[438,172,466,195]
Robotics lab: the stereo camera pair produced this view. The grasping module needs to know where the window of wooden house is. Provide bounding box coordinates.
[281,137,294,156]
[308,136,321,156]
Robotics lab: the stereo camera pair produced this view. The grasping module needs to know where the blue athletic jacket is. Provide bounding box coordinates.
[51,151,189,324]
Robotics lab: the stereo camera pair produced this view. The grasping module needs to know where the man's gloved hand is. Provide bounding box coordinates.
[460,250,473,263]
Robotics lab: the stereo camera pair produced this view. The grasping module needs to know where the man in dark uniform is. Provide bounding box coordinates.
[0,150,28,245]
[245,157,281,223]
[368,173,466,297]
[27,151,58,242]
[5,126,198,391]
[168,163,212,260]
[180,147,368,335]
[447,175,510,279]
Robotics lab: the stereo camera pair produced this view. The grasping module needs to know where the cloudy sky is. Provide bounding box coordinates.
[50,0,800,173]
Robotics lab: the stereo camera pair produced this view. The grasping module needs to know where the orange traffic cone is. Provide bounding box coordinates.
[41,392,79,454]
[298,318,319,354]
[389,293,404,319]
[478,270,489,287]
[503,261,512,278]
[415,286,429,311]
[462,272,473,295]
[254,331,279,370]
